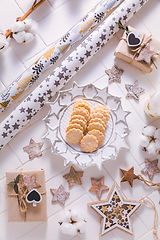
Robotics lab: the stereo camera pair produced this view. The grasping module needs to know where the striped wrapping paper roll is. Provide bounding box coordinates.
[0,0,123,113]
[0,0,149,150]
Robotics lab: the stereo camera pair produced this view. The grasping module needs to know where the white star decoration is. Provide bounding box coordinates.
[68,82,84,100]
[88,182,141,236]
[112,103,131,124]
[110,133,129,154]
[60,148,79,166]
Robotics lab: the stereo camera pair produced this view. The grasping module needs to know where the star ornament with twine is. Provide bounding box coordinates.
[88,182,141,236]
[88,182,159,238]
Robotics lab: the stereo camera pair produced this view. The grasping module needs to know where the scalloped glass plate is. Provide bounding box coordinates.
[43,82,131,169]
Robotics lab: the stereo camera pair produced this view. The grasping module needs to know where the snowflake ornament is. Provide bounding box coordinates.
[58,208,86,236]
[11,19,38,44]
[0,33,9,52]
[140,126,160,156]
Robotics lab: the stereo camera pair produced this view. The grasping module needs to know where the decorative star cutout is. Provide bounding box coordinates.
[47,95,67,118]
[136,46,156,64]
[68,82,84,100]
[60,148,79,166]
[112,103,131,124]
[50,185,70,205]
[110,133,129,154]
[141,159,160,181]
[23,138,44,160]
[94,86,113,104]
[63,166,83,188]
[120,167,139,187]
[105,65,124,84]
[22,173,41,191]
[89,176,109,200]
[88,182,141,236]
[125,80,145,100]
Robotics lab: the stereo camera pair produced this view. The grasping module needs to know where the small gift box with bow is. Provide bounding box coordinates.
[114,26,160,73]
[6,168,47,222]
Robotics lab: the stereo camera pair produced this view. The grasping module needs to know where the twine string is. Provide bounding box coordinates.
[142,196,159,239]
[137,174,160,187]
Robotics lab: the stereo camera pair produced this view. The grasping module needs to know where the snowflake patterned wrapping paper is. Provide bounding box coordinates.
[0,0,122,113]
[0,0,149,150]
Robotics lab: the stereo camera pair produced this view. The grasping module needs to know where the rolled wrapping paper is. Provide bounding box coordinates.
[0,0,122,113]
[0,0,149,150]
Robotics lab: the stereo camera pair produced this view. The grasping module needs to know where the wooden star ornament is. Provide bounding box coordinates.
[63,166,83,188]
[125,80,145,100]
[105,64,124,84]
[120,167,139,187]
[88,182,141,236]
[141,159,160,181]
[89,176,109,200]
[136,46,156,64]
[22,173,41,191]
[50,185,70,205]
[23,138,44,160]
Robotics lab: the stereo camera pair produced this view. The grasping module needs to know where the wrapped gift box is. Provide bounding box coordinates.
[114,26,160,73]
[6,168,47,222]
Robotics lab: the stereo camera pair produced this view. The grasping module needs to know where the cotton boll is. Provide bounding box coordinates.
[71,209,84,221]
[147,141,157,155]
[154,128,160,139]
[0,34,8,51]
[139,134,149,148]
[59,210,72,222]
[60,222,73,235]
[23,32,34,44]
[11,21,25,33]
[24,19,38,35]
[13,31,26,43]
[75,221,86,234]
[142,126,156,137]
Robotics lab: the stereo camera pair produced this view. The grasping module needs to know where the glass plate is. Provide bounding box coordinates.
[43,82,131,169]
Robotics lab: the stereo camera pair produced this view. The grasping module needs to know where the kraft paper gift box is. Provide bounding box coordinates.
[114,26,160,73]
[6,168,47,222]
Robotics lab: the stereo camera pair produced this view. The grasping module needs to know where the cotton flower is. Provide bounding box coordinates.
[140,126,160,156]
[0,34,9,52]
[11,19,38,44]
[58,208,86,236]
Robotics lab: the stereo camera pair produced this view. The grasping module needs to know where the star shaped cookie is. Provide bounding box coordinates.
[125,80,145,100]
[88,182,141,236]
[141,159,160,181]
[23,138,44,160]
[22,173,41,191]
[120,167,139,187]
[50,185,70,205]
[63,166,83,188]
[89,177,109,200]
[136,46,156,64]
[105,64,124,84]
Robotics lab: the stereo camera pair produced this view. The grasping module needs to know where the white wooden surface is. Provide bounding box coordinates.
[0,0,160,239]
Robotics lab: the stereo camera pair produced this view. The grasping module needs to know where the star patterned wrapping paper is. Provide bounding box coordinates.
[0,0,122,113]
[0,0,149,150]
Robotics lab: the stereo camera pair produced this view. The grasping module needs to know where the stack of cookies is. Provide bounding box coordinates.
[80,105,109,153]
[66,100,110,153]
[66,99,91,144]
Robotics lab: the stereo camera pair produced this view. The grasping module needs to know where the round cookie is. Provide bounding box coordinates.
[89,117,106,128]
[88,129,104,145]
[88,122,105,134]
[66,123,83,132]
[92,108,109,122]
[66,128,83,144]
[81,135,98,152]
[71,107,89,121]
[73,101,91,115]
[90,112,107,125]
[70,119,87,131]
[70,114,87,124]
